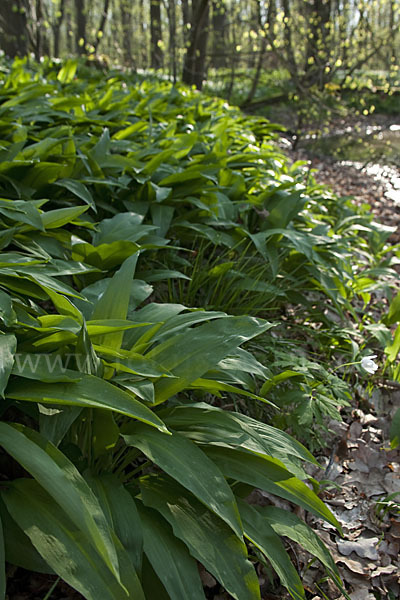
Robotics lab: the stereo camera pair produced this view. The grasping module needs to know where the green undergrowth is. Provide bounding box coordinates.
[0,56,399,600]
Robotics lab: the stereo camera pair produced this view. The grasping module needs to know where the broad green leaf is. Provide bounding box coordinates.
[93,213,148,245]
[259,506,344,589]
[260,370,303,395]
[390,407,400,449]
[0,334,16,397]
[0,495,51,574]
[0,198,44,231]
[0,509,4,600]
[92,254,138,349]
[385,323,400,363]
[76,320,103,376]
[148,316,273,404]
[39,405,82,447]
[72,240,140,270]
[205,446,340,530]
[140,474,260,600]
[2,480,131,600]
[55,178,96,211]
[141,555,173,600]
[87,474,143,573]
[0,423,120,580]
[57,59,78,83]
[123,424,243,538]
[137,502,206,600]
[189,378,276,407]
[6,373,169,432]
[92,410,120,457]
[0,290,16,326]
[161,403,315,478]
[44,288,84,323]
[237,500,305,600]
[87,319,148,338]
[41,205,89,229]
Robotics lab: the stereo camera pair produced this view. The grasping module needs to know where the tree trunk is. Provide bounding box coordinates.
[150,0,163,69]
[304,0,332,88]
[120,0,134,66]
[53,0,66,57]
[0,0,29,57]
[211,0,227,68]
[75,0,86,54]
[242,0,275,106]
[182,0,191,44]
[182,0,209,89]
[167,0,177,81]
[34,0,44,60]
[94,0,110,52]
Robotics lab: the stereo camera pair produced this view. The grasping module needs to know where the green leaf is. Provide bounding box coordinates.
[259,506,344,590]
[237,500,305,600]
[41,205,89,229]
[6,373,169,432]
[390,407,400,449]
[140,474,260,600]
[2,480,131,600]
[0,334,16,397]
[385,323,400,363]
[0,290,16,326]
[86,474,143,573]
[148,316,273,404]
[0,423,120,581]
[0,495,51,574]
[92,254,138,349]
[137,502,206,600]
[39,406,82,447]
[161,403,315,478]
[0,509,5,600]
[57,59,78,83]
[387,291,400,325]
[205,446,340,531]
[55,178,96,211]
[92,410,120,457]
[123,424,243,538]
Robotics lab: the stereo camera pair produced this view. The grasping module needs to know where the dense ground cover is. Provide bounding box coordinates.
[0,57,399,599]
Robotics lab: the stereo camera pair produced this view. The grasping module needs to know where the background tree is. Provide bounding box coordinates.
[182,0,210,89]
[74,0,86,54]
[0,0,30,57]
[150,0,163,69]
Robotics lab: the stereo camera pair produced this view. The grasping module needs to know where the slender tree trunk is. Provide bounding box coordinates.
[242,36,267,106]
[53,0,66,57]
[211,0,227,68]
[120,0,134,66]
[34,0,44,60]
[94,0,110,52]
[182,0,191,44]
[226,12,237,100]
[193,0,209,88]
[66,3,73,53]
[0,0,30,57]
[150,0,163,69]
[242,0,275,106]
[167,0,177,82]
[75,0,86,54]
[389,0,397,68]
[304,0,332,88]
[182,0,209,88]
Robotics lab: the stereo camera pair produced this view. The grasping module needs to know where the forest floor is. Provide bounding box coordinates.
[272,148,400,600]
